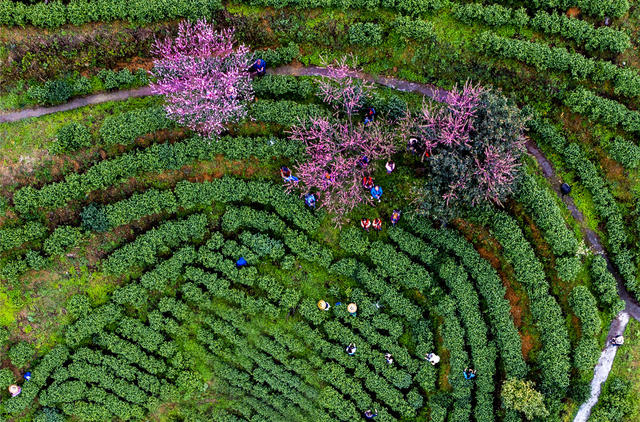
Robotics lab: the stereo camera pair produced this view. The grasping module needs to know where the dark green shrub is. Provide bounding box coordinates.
[43,79,73,105]
[51,122,92,155]
[8,341,35,368]
[80,203,109,232]
[73,76,93,96]
[34,407,65,422]
[348,22,383,46]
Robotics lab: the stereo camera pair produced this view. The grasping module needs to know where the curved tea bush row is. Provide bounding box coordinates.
[530,11,630,54]
[407,221,528,379]
[103,213,208,275]
[522,0,629,19]
[13,135,303,215]
[605,136,640,169]
[562,87,640,134]
[0,0,221,28]
[438,260,496,422]
[436,295,472,422]
[99,106,174,147]
[475,32,640,99]
[528,118,640,300]
[516,172,579,257]
[569,286,602,376]
[488,211,570,406]
[589,255,626,313]
[454,4,630,54]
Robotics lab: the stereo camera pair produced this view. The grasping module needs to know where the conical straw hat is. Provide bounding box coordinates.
[317,300,327,310]
[347,303,357,313]
[8,384,20,394]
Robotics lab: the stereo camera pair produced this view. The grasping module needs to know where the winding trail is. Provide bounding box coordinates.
[0,66,448,123]
[1,64,636,419]
[525,140,640,422]
[0,87,152,123]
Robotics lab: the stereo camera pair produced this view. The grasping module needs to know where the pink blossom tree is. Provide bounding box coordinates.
[402,82,527,219]
[288,56,395,225]
[150,20,254,136]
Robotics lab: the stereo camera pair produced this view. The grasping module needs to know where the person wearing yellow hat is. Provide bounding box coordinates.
[317,300,330,311]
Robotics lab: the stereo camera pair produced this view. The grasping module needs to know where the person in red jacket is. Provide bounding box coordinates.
[372,218,382,231]
[361,218,371,231]
[362,176,374,190]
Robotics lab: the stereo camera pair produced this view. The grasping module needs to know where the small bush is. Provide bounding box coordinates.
[393,16,436,43]
[0,368,14,390]
[66,295,92,320]
[43,226,82,256]
[51,122,92,155]
[348,22,383,46]
[73,77,93,96]
[8,341,35,368]
[26,250,47,270]
[81,203,109,232]
[556,256,582,282]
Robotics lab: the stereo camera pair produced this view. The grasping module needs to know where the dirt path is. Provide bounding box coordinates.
[574,311,630,422]
[0,87,152,123]
[0,66,449,124]
[525,140,640,421]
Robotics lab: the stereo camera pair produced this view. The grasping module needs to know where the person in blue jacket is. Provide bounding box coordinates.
[463,368,476,380]
[371,185,383,202]
[236,257,248,268]
[305,193,316,208]
[248,58,266,76]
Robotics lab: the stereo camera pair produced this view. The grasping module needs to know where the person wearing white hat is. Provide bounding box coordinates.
[347,303,357,317]
[9,384,21,397]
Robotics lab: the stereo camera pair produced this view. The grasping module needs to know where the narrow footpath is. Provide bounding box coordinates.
[525,140,640,422]
[1,65,635,420]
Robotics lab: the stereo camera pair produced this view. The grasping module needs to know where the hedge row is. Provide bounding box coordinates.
[605,137,640,169]
[13,134,304,215]
[0,221,47,254]
[562,87,640,134]
[589,255,625,313]
[569,285,602,375]
[523,0,629,19]
[407,221,528,379]
[516,172,579,256]
[454,5,630,54]
[530,11,630,54]
[529,118,640,300]
[245,0,448,16]
[0,0,221,28]
[103,213,208,275]
[99,106,174,147]
[475,32,640,99]
[488,211,570,406]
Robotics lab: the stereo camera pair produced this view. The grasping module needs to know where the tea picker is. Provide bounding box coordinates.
[317,300,331,311]
[611,335,624,347]
[372,218,382,231]
[364,409,378,419]
[346,343,357,356]
[305,194,316,208]
[391,210,401,226]
[463,368,476,380]
[361,218,371,231]
[347,303,358,317]
[248,58,266,76]
[425,352,440,365]
[362,176,374,190]
[371,186,383,202]
[236,257,248,268]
